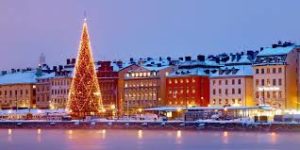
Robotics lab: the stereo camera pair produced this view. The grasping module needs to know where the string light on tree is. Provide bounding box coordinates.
[66,17,103,118]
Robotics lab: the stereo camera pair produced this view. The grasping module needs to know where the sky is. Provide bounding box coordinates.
[0,0,300,69]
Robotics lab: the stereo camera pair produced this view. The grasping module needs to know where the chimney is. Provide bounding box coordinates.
[159,57,162,61]
[130,57,134,63]
[197,55,205,62]
[167,56,171,61]
[116,60,123,68]
[1,71,7,75]
[185,56,192,61]
[59,65,63,71]
[179,57,184,61]
[71,58,76,64]
[53,66,57,72]
[231,54,236,62]
[215,57,220,64]
[67,59,70,65]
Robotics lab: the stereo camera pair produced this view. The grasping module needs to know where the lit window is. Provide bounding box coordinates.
[165,72,169,76]
[192,78,196,83]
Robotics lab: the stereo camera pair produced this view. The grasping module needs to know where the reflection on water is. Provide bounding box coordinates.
[0,129,299,150]
[8,128,12,135]
[137,130,143,139]
[222,131,229,144]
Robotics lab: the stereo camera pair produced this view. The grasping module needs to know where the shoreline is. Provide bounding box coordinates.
[1,121,300,132]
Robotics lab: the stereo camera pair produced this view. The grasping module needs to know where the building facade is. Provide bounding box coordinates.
[97,61,119,115]
[49,71,72,109]
[166,74,210,107]
[123,65,173,114]
[210,75,253,107]
[253,43,300,110]
[36,74,53,109]
[0,71,37,109]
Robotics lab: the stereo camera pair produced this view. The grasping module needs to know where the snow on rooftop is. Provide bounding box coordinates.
[142,65,170,71]
[0,71,38,85]
[168,68,208,77]
[257,46,295,56]
[37,72,56,79]
[210,65,253,78]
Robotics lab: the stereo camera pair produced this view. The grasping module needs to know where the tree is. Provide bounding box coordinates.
[66,19,103,118]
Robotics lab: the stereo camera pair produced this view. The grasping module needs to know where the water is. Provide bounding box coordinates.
[0,129,299,150]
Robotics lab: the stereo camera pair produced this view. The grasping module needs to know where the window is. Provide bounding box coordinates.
[279,79,282,86]
[238,99,242,104]
[256,79,259,86]
[261,79,265,86]
[267,92,270,98]
[256,69,259,74]
[213,80,216,85]
[219,80,222,85]
[238,79,241,85]
[266,79,270,86]
[225,99,229,105]
[261,69,265,74]
[232,99,235,104]
[213,89,216,95]
[192,78,196,83]
[225,89,228,95]
[186,79,189,83]
[272,91,276,98]
[272,68,276,73]
[256,92,259,98]
[213,99,216,105]
[279,68,282,73]
[279,91,282,98]
[273,79,276,86]
[225,80,228,85]
[219,89,222,94]
[232,88,235,94]
[238,88,241,94]
[267,68,270,73]
[232,79,235,85]
[219,99,222,105]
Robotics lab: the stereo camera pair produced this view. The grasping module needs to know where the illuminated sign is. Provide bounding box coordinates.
[257,86,280,91]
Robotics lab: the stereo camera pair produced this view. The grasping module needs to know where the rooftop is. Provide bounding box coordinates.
[257,46,296,56]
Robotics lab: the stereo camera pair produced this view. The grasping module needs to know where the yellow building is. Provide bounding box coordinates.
[253,43,300,110]
[0,70,37,109]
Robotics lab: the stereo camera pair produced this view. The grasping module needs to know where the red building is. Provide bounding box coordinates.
[97,61,119,114]
[166,70,210,107]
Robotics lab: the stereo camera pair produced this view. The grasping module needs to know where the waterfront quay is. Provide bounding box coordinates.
[1,120,300,132]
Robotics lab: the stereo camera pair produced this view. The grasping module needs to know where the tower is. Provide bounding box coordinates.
[66,18,103,118]
[39,53,46,66]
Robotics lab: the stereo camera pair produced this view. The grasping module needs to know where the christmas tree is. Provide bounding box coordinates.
[66,18,103,118]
